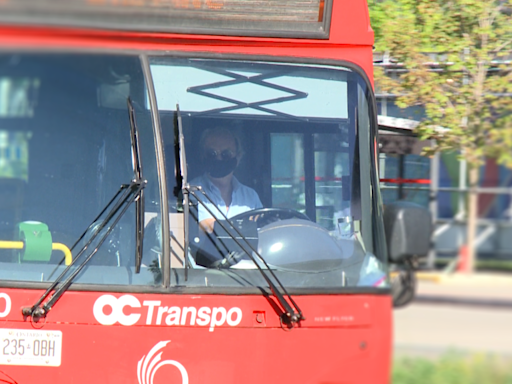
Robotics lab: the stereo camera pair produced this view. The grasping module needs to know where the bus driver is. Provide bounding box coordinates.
[190,127,262,234]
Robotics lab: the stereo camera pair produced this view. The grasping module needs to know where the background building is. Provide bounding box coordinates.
[375,54,512,268]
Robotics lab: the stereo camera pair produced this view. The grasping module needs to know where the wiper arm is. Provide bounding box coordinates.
[22,97,147,320]
[176,104,191,279]
[127,97,146,273]
[22,181,145,321]
[184,185,305,327]
[173,104,302,325]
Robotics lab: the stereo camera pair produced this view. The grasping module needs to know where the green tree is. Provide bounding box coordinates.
[369,0,512,272]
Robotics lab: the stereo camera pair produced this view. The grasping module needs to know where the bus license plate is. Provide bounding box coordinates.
[0,329,62,366]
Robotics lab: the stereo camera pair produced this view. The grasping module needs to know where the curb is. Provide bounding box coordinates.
[414,272,512,285]
[390,271,445,283]
[414,295,512,309]
[415,272,445,283]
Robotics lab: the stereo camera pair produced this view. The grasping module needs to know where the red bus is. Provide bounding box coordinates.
[0,1,430,383]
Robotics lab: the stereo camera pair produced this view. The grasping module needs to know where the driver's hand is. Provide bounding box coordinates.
[248,214,261,222]
[199,218,216,234]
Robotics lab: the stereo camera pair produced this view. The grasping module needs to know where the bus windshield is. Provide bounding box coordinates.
[0,53,386,291]
[0,53,162,287]
[150,57,387,290]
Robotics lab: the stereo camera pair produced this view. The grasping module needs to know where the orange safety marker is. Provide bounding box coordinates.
[457,245,470,273]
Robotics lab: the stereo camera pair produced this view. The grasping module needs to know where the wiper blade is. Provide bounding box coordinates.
[22,181,145,321]
[176,104,191,279]
[185,185,304,327]
[172,104,302,325]
[127,97,145,273]
[22,97,147,320]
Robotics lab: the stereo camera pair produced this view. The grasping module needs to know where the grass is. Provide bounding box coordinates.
[434,258,512,272]
[477,260,512,273]
[393,353,512,384]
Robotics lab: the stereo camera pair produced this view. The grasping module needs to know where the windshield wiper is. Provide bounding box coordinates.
[22,97,146,321]
[22,182,144,320]
[184,186,305,327]
[176,104,192,280]
[174,106,303,326]
[128,97,146,273]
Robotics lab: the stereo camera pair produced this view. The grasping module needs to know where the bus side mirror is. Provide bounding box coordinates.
[383,201,431,263]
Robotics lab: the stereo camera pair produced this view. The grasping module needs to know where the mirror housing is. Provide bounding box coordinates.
[384,201,432,263]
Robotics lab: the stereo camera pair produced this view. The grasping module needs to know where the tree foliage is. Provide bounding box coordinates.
[369,0,512,169]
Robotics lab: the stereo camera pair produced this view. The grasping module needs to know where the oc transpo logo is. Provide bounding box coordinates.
[0,293,11,318]
[137,341,188,384]
[93,294,243,332]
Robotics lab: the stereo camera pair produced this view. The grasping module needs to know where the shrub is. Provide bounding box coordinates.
[393,352,512,384]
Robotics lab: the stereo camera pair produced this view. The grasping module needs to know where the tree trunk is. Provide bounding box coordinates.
[465,166,479,273]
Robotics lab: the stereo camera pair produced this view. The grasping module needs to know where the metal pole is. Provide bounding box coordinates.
[427,149,439,269]
[458,156,467,248]
[509,189,512,222]
[458,158,467,215]
[398,154,405,199]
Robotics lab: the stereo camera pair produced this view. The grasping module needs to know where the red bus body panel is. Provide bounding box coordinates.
[0,0,375,84]
[0,289,391,383]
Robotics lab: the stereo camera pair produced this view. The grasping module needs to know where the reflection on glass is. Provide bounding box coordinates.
[271,133,304,213]
[0,53,162,286]
[0,77,39,117]
[0,130,30,181]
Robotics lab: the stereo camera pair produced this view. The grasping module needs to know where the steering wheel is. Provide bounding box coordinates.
[229,207,310,229]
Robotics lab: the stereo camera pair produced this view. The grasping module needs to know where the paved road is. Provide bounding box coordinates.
[393,273,512,358]
[394,303,512,357]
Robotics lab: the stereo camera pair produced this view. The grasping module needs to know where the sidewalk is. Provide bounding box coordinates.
[394,272,512,357]
[414,271,512,308]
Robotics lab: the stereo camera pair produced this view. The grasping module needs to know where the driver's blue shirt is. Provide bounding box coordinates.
[189,174,262,222]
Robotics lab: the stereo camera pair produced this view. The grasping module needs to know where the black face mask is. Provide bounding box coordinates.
[206,157,237,178]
